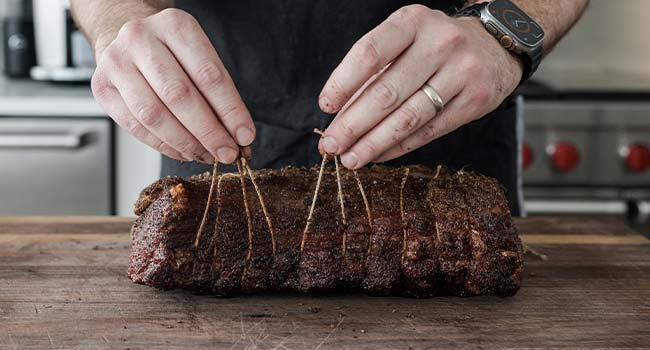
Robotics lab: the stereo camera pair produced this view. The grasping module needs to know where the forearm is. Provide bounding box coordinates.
[465,0,589,54]
[70,0,173,55]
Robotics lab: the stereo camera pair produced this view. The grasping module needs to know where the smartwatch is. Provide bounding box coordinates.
[456,0,544,83]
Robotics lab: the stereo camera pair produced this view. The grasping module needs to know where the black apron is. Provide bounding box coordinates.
[164,0,521,215]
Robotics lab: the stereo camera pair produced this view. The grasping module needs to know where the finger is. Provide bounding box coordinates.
[317,65,388,155]
[105,59,215,163]
[91,75,185,161]
[332,64,391,120]
[148,9,256,146]
[318,8,418,113]
[372,91,473,163]
[120,25,239,164]
[339,70,463,169]
[321,36,448,156]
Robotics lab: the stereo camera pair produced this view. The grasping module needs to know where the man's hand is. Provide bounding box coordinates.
[317,5,523,169]
[87,7,255,164]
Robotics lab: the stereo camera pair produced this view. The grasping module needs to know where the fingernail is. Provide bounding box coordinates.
[319,95,332,112]
[322,136,339,154]
[217,147,237,164]
[236,127,254,146]
[341,152,359,169]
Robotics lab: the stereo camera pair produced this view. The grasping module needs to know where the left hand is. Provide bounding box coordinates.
[318,5,523,169]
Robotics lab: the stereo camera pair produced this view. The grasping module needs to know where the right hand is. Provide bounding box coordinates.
[91,8,254,164]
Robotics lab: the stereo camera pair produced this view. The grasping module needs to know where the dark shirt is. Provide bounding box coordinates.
[165,0,520,214]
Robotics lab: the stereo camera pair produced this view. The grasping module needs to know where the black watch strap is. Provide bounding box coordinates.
[525,45,543,82]
[454,2,486,17]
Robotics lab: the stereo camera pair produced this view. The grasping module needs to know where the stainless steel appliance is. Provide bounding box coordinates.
[0,117,112,215]
[514,0,650,235]
[520,91,650,234]
[523,98,649,203]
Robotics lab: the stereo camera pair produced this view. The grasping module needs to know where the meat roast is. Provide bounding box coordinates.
[128,164,523,297]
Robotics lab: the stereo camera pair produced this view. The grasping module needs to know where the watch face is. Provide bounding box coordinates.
[487,0,544,46]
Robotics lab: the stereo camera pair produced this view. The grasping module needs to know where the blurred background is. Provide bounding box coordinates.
[0,0,648,235]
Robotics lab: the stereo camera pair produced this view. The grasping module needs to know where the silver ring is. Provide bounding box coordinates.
[421,83,444,113]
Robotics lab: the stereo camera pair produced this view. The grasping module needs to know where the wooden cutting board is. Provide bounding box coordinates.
[1,216,649,349]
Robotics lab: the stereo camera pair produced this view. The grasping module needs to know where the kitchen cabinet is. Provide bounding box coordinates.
[0,117,111,215]
[0,76,160,215]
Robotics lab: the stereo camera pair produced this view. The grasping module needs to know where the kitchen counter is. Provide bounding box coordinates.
[0,76,104,116]
[1,216,648,349]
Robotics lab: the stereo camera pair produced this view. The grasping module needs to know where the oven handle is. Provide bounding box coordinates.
[524,199,627,215]
[0,133,83,149]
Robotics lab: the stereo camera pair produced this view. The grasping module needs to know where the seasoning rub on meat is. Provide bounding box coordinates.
[128,164,523,297]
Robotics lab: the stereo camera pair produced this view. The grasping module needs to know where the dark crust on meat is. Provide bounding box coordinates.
[128,165,523,297]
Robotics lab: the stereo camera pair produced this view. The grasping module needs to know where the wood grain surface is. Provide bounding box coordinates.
[1,216,649,350]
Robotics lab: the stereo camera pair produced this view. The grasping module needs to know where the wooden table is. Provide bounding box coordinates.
[1,216,649,349]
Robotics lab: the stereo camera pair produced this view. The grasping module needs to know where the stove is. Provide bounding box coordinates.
[523,100,650,187]
[518,73,650,235]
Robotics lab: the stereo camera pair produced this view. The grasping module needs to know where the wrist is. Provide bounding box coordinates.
[458,16,524,82]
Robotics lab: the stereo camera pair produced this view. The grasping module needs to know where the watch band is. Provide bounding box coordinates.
[454,2,485,17]
[526,45,543,81]
[454,1,542,83]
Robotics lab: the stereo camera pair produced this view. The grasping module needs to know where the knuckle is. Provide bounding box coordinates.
[382,14,403,32]
[193,125,221,145]
[338,119,356,139]
[194,62,225,89]
[158,8,198,30]
[419,121,438,142]
[124,119,146,138]
[175,138,200,157]
[147,58,167,78]
[159,144,180,159]
[396,4,429,22]
[446,28,466,48]
[160,79,191,105]
[134,102,163,128]
[386,7,415,34]
[421,9,451,28]
[370,80,399,109]
[158,8,184,20]
[428,9,448,19]
[352,37,381,71]
[100,44,123,67]
[470,86,492,106]
[152,139,167,152]
[436,29,465,54]
[158,7,182,18]
[390,6,410,23]
[90,72,110,99]
[397,140,412,154]
[119,19,146,41]
[393,104,421,134]
[358,139,380,158]
[219,102,245,124]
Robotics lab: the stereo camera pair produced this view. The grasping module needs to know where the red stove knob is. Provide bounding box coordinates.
[622,143,650,172]
[522,143,534,171]
[549,141,580,172]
